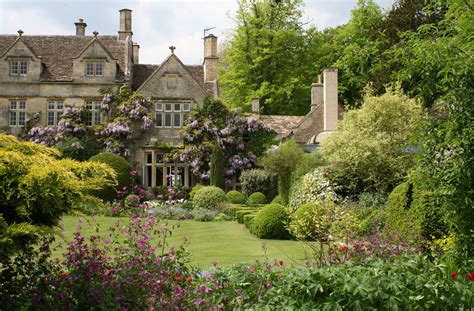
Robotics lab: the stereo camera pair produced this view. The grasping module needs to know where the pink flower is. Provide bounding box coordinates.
[451,272,458,280]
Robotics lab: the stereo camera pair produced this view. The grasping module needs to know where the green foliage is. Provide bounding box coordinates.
[288,203,332,241]
[189,184,204,201]
[252,204,290,240]
[292,151,329,182]
[260,139,305,205]
[240,169,278,200]
[289,168,337,211]
[236,210,259,224]
[220,0,317,115]
[225,190,246,205]
[89,152,132,202]
[321,89,421,196]
[384,179,448,247]
[55,131,102,161]
[210,144,225,189]
[192,186,226,210]
[271,195,284,205]
[244,214,256,230]
[247,192,267,207]
[0,134,115,257]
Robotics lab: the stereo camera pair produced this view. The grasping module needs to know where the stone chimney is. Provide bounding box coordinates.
[133,43,140,64]
[118,9,133,40]
[323,68,338,131]
[311,74,323,111]
[75,19,87,36]
[203,34,218,82]
[251,97,260,114]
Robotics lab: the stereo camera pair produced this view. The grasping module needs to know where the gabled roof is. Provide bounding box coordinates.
[74,37,116,61]
[256,115,305,139]
[0,35,128,81]
[0,36,39,59]
[133,53,211,96]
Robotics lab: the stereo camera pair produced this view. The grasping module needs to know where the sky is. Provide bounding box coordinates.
[0,0,394,65]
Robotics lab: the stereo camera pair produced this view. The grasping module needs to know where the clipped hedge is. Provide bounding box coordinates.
[252,204,290,240]
[221,205,252,219]
[236,209,259,224]
[226,190,246,204]
[247,192,267,207]
[271,195,284,205]
[244,214,257,230]
[89,152,132,202]
[193,186,226,210]
[240,169,278,200]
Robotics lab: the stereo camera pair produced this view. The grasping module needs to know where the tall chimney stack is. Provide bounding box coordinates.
[118,9,133,40]
[133,43,140,64]
[311,74,323,111]
[203,34,218,82]
[75,19,87,36]
[323,68,338,131]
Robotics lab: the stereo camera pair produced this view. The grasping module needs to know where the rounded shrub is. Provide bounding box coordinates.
[193,186,226,210]
[189,184,204,201]
[288,203,331,241]
[251,204,290,240]
[226,190,246,204]
[124,194,141,209]
[240,169,278,201]
[89,152,132,202]
[271,195,284,205]
[247,192,267,206]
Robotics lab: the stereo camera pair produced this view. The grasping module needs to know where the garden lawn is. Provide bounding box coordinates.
[54,216,309,268]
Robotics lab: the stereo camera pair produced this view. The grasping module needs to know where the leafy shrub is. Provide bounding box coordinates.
[214,212,233,222]
[340,192,387,235]
[271,195,284,205]
[384,180,447,247]
[226,190,246,204]
[252,204,290,240]
[191,209,219,222]
[89,152,132,202]
[124,194,141,209]
[244,214,256,230]
[288,203,332,241]
[240,169,278,200]
[149,185,190,201]
[178,201,194,210]
[210,144,225,189]
[289,168,338,211]
[193,186,226,210]
[236,209,259,224]
[247,192,267,206]
[189,184,204,200]
[71,196,112,216]
[221,205,251,219]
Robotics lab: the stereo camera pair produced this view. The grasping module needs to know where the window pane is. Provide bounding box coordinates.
[155,113,162,127]
[48,102,55,109]
[86,63,94,75]
[95,63,103,76]
[10,101,17,109]
[10,61,18,75]
[155,103,163,111]
[94,112,101,125]
[165,104,172,111]
[19,101,26,110]
[85,111,92,126]
[173,113,181,128]
[47,111,55,126]
[94,102,101,110]
[183,103,190,111]
[56,112,63,123]
[156,153,164,163]
[146,153,153,164]
[182,113,189,126]
[86,101,93,109]
[174,104,180,111]
[164,113,172,127]
[145,166,152,187]
[57,102,63,109]
[9,112,17,126]
[156,167,164,186]
[19,112,26,126]
[175,167,185,186]
[20,61,27,75]
[166,166,173,186]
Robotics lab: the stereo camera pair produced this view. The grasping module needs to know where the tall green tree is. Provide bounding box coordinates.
[220,0,314,115]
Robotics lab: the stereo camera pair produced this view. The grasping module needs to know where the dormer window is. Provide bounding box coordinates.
[10,60,28,75]
[85,62,103,76]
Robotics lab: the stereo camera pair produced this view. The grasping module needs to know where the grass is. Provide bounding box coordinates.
[54,215,310,268]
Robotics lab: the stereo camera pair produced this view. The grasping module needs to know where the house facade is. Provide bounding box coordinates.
[0,8,339,189]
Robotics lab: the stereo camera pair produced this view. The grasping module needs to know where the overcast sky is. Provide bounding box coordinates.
[0,0,394,65]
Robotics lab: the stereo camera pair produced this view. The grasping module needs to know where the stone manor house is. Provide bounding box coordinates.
[0,9,341,189]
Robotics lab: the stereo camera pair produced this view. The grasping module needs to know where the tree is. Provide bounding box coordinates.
[220,0,315,115]
[320,88,421,196]
[178,98,275,188]
[210,144,225,189]
[260,139,305,205]
[0,134,115,257]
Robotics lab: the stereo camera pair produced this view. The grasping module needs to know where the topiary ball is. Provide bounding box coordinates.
[193,186,226,210]
[288,203,331,241]
[251,204,290,240]
[189,184,204,201]
[247,192,267,207]
[271,195,284,205]
[226,190,246,204]
[89,152,132,202]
